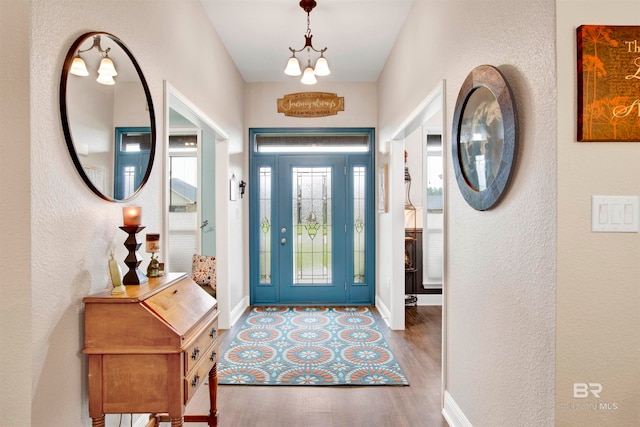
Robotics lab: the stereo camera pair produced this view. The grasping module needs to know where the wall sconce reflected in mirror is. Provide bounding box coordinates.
[70,34,118,85]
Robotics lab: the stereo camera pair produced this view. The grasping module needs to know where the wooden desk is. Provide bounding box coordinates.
[83,272,218,427]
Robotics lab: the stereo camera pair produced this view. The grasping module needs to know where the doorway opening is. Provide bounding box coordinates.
[167,128,200,272]
[249,128,375,305]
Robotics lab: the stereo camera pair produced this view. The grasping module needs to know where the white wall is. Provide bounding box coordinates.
[378,0,557,426]
[0,1,31,425]
[20,1,245,426]
[556,2,640,426]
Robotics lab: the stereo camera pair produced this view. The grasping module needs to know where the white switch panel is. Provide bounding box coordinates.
[592,196,639,232]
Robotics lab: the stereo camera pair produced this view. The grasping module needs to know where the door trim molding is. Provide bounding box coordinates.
[163,80,232,328]
[389,80,446,410]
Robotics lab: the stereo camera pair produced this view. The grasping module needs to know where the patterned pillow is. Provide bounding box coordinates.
[192,254,216,290]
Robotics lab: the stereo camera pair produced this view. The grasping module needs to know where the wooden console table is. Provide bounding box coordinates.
[83,272,219,427]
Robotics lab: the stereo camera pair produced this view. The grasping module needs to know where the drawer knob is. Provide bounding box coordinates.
[209,351,217,362]
[209,327,217,338]
[191,374,200,388]
[191,347,200,360]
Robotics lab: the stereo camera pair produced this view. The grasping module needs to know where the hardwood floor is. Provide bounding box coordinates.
[181,306,447,427]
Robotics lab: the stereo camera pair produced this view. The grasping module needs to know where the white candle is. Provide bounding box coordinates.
[123,206,142,226]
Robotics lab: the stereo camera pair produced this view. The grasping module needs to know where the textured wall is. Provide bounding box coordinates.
[26,1,245,425]
[556,2,640,426]
[378,0,557,425]
[0,1,32,425]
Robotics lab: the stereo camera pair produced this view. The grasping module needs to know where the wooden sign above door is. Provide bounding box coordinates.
[277,92,345,118]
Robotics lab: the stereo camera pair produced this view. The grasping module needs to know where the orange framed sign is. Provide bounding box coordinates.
[577,25,640,142]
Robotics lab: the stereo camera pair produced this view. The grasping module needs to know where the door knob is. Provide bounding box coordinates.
[281,238,287,244]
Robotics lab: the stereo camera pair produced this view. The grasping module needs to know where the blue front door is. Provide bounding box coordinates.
[250,128,375,306]
[278,155,346,303]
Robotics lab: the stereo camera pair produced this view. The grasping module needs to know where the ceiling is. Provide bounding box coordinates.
[199,0,414,83]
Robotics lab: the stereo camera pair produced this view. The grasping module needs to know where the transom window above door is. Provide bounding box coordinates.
[255,133,370,153]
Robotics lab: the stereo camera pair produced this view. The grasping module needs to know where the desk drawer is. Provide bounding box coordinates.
[184,341,217,404]
[185,316,218,374]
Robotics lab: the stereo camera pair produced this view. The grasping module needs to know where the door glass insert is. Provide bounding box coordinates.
[293,167,332,285]
[259,166,272,284]
[353,166,366,283]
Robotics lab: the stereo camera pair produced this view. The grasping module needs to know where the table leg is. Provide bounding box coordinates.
[91,415,105,427]
[208,362,218,426]
[170,417,183,427]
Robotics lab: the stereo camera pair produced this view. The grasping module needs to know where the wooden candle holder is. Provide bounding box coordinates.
[119,225,148,285]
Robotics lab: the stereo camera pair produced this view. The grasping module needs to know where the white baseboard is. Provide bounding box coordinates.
[229,295,250,327]
[375,295,392,327]
[416,294,443,306]
[442,391,473,427]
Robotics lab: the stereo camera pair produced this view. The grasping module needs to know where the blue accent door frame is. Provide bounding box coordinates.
[249,128,376,305]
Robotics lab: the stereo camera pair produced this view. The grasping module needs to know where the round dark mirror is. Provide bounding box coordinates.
[60,32,156,202]
[452,65,517,211]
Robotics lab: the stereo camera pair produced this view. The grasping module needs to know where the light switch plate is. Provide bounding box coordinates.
[592,195,639,232]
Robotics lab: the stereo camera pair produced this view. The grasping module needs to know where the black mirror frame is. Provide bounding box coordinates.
[59,31,156,202]
[451,64,518,211]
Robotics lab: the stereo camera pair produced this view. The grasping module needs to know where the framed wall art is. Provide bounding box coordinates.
[577,25,640,142]
[451,64,518,211]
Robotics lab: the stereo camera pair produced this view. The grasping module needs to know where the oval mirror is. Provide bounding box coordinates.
[60,32,156,202]
[451,65,517,211]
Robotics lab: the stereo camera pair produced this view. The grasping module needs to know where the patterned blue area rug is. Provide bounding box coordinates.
[217,307,409,386]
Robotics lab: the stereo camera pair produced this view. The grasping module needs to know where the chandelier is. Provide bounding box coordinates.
[284,0,330,85]
[69,35,118,85]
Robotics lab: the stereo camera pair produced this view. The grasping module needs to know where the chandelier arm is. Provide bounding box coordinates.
[290,43,327,54]
[76,35,110,56]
